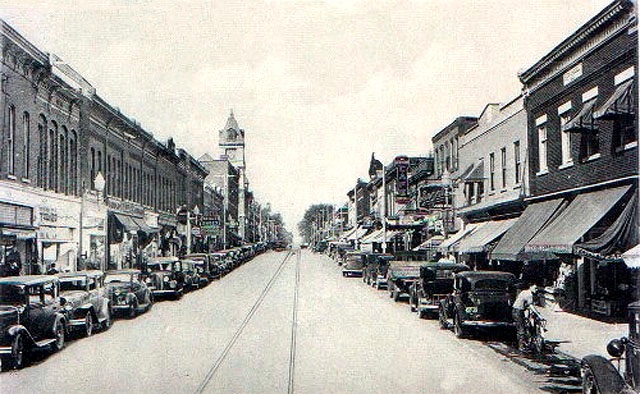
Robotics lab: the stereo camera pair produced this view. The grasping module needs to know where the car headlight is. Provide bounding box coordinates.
[169,281,176,289]
[163,276,169,282]
[465,306,478,314]
[144,277,152,284]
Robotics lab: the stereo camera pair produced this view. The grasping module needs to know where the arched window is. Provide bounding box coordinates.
[90,147,96,189]
[22,112,30,179]
[38,115,47,188]
[7,105,15,175]
[49,121,58,191]
[60,126,68,194]
[70,130,77,195]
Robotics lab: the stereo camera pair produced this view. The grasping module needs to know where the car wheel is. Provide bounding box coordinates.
[102,306,113,331]
[51,320,65,352]
[454,313,466,339]
[85,313,94,337]
[393,289,400,302]
[2,334,25,370]
[438,307,449,329]
[129,300,138,319]
[410,296,417,312]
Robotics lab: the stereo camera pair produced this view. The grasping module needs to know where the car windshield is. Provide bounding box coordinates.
[60,277,87,291]
[105,274,132,284]
[0,284,26,305]
[472,278,510,291]
[148,262,173,271]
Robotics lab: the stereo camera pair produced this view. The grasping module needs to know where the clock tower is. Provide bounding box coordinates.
[219,110,248,241]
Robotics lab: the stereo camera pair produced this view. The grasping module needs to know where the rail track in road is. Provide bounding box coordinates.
[194,249,301,394]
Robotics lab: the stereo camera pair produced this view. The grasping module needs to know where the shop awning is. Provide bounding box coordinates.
[340,227,357,240]
[414,235,445,251]
[562,99,597,133]
[457,219,517,254]
[526,185,631,254]
[490,198,566,261]
[575,193,637,259]
[461,160,485,181]
[361,229,383,244]
[594,78,635,120]
[381,230,403,242]
[438,224,477,252]
[347,226,368,241]
[131,217,160,234]
[112,213,140,232]
[622,244,640,269]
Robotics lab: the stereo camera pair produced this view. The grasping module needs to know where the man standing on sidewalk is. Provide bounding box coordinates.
[513,284,537,352]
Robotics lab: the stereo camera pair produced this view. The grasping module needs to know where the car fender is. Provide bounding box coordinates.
[582,354,628,394]
[77,303,96,319]
[6,324,36,346]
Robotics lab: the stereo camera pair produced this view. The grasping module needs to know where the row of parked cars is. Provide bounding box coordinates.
[330,248,640,393]
[0,242,269,371]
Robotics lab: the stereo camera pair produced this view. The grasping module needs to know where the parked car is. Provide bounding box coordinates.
[184,253,220,284]
[439,271,517,338]
[581,301,640,394]
[342,252,366,277]
[0,276,67,370]
[105,270,153,318]
[58,270,112,337]
[409,261,469,318]
[362,253,394,288]
[144,257,185,299]
[210,252,229,275]
[179,260,202,291]
[387,260,423,302]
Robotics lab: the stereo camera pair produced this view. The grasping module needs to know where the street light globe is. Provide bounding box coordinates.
[94,172,106,192]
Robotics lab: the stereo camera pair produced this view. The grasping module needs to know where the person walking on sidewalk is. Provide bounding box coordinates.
[513,283,537,352]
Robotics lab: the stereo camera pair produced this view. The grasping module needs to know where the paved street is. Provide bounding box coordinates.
[2,250,540,394]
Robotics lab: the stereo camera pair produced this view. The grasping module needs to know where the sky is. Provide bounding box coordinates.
[1,0,613,234]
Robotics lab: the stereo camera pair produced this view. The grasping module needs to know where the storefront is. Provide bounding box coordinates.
[0,200,37,275]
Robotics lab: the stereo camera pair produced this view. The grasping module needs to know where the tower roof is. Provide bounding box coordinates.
[224,110,239,131]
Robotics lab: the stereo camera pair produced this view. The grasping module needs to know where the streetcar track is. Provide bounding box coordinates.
[194,250,294,394]
[287,249,302,394]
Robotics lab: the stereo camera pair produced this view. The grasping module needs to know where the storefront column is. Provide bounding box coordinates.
[577,257,586,309]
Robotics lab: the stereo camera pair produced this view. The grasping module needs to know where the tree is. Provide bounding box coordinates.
[298,204,334,243]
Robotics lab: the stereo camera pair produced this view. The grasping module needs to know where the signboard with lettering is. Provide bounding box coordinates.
[395,156,409,203]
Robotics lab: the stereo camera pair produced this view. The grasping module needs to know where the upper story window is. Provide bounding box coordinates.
[537,125,548,173]
[489,152,495,191]
[22,112,30,179]
[7,105,15,175]
[593,67,636,151]
[500,147,507,189]
[513,141,521,185]
[558,100,573,166]
[562,87,599,162]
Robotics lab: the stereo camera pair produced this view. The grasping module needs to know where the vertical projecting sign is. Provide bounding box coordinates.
[394,155,410,204]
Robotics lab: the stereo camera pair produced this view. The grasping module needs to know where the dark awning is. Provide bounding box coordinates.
[112,213,140,232]
[457,219,516,254]
[460,161,484,182]
[574,193,637,258]
[562,99,597,133]
[490,198,566,261]
[594,79,634,120]
[131,217,160,234]
[526,185,631,254]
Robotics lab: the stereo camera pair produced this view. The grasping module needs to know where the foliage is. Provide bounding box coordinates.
[298,204,334,243]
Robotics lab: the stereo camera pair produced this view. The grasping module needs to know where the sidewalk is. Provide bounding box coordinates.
[537,299,628,360]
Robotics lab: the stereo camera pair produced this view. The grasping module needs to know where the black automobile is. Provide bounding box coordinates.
[144,257,185,299]
[410,261,469,318]
[179,260,202,291]
[105,270,153,318]
[184,253,222,282]
[342,252,366,277]
[439,271,517,338]
[0,276,67,370]
[581,301,640,394]
[58,270,113,337]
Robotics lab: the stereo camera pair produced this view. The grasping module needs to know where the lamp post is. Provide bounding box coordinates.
[93,172,106,271]
[441,169,453,240]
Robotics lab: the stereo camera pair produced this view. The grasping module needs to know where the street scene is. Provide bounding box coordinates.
[0,0,638,393]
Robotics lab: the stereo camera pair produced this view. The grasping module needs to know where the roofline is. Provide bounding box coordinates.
[519,0,633,84]
[431,116,478,142]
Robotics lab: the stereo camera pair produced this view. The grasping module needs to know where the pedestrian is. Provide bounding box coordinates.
[512,283,537,352]
[46,263,59,275]
[5,245,22,276]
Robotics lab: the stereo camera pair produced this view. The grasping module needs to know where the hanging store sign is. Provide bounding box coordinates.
[395,156,410,203]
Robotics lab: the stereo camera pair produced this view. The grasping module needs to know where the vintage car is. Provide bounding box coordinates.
[439,271,517,338]
[342,252,366,277]
[184,253,221,284]
[144,257,185,299]
[179,260,202,291]
[581,301,640,394]
[0,276,67,370]
[409,261,469,318]
[210,252,229,275]
[58,270,112,337]
[387,260,423,301]
[105,270,153,318]
[362,253,394,289]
